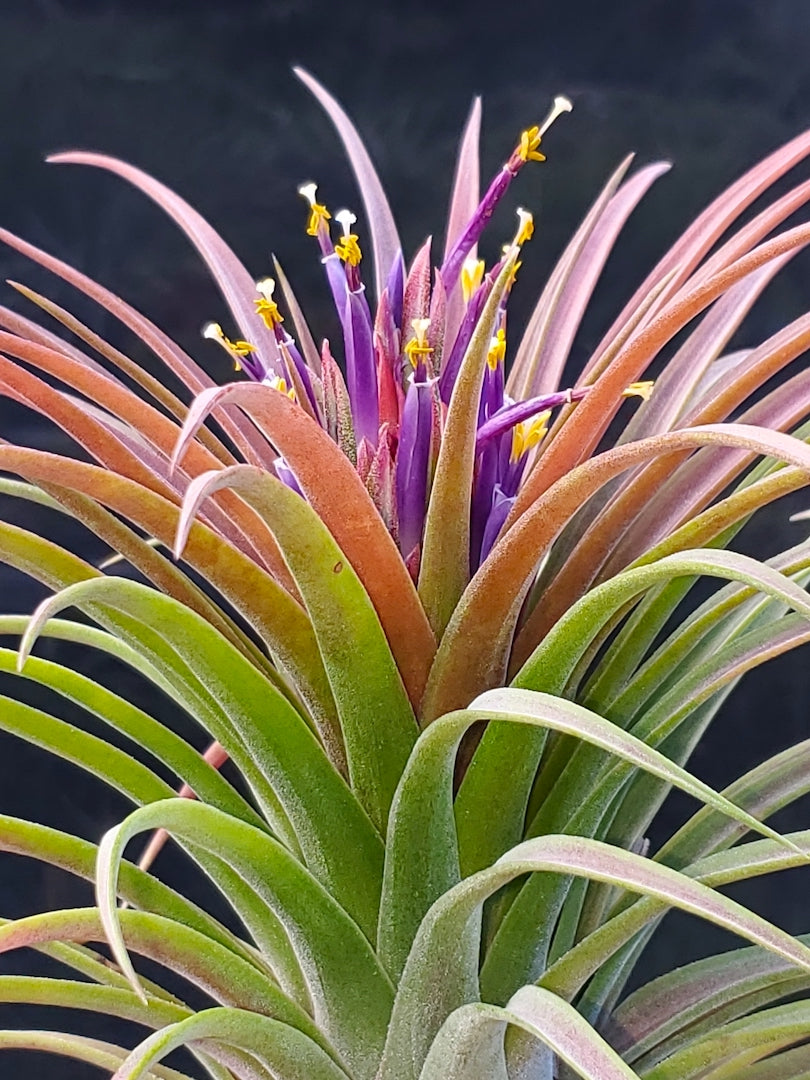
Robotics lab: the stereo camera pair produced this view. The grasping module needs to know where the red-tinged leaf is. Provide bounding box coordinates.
[619,257,793,444]
[590,127,810,365]
[5,281,236,466]
[0,226,269,465]
[428,270,447,373]
[295,66,402,302]
[176,465,418,832]
[0,331,290,580]
[47,151,282,377]
[321,338,357,463]
[171,381,436,709]
[517,312,810,648]
[512,159,668,399]
[509,223,810,525]
[443,97,482,349]
[418,253,519,639]
[401,236,433,348]
[0,446,338,736]
[422,423,810,719]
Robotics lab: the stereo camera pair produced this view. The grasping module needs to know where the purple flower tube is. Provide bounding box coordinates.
[395,373,437,562]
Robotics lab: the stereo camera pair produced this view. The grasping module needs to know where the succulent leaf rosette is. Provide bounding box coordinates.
[1,68,810,1080]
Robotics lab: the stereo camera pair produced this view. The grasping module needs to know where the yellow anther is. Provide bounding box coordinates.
[623,381,655,401]
[254,278,284,329]
[461,258,485,303]
[298,181,331,236]
[335,234,363,266]
[513,207,535,247]
[203,322,256,370]
[516,96,572,164]
[511,410,551,463]
[404,318,433,367]
[334,210,362,265]
[518,125,545,163]
[268,375,296,402]
[487,327,506,370]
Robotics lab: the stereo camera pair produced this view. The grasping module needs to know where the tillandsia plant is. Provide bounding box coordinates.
[3,65,810,1080]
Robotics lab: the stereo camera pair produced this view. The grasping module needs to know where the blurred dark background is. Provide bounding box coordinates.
[2,0,810,1075]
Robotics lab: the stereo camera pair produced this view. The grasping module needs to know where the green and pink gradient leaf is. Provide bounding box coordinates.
[96,799,394,1080]
[19,576,385,939]
[108,1006,350,1080]
[418,986,639,1080]
[172,381,436,710]
[377,835,810,1080]
[176,464,418,834]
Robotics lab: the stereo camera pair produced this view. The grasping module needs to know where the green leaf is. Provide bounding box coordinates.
[378,835,810,1080]
[419,986,640,1080]
[96,799,394,1080]
[108,1006,350,1080]
[418,252,520,637]
[20,575,384,940]
[0,1031,192,1080]
[176,464,418,834]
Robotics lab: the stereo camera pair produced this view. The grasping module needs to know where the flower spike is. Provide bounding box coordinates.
[202,321,256,371]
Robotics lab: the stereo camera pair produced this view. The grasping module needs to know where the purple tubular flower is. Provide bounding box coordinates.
[344,285,379,446]
[475,387,588,453]
[469,438,500,571]
[395,373,437,562]
[438,272,495,404]
[277,332,320,416]
[274,455,304,497]
[478,484,515,565]
[386,249,405,330]
[440,167,516,294]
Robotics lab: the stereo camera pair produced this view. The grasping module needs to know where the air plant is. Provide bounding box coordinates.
[1,65,810,1079]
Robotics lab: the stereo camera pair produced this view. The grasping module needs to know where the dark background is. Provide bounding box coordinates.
[2,0,810,1075]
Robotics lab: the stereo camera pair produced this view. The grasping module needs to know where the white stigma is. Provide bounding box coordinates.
[539,95,573,137]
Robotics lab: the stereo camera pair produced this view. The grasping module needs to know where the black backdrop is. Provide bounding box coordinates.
[1,1,810,1076]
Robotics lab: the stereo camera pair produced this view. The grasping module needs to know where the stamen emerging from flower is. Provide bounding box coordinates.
[334,209,363,266]
[511,410,551,463]
[202,322,256,371]
[487,327,507,371]
[267,374,297,401]
[461,258,485,303]
[623,380,655,401]
[512,207,535,247]
[404,318,434,368]
[254,278,285,329]
[298,181,331,237]
[512,96,573,168]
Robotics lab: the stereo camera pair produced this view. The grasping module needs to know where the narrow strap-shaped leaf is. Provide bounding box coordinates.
[0,977,245,1080]
[295,67,402,300]
[0,448,338,737]
[741,1043,810,1079]
[418,987,639,1080]
[378,835,810,1080]
[176,464,418,834]
[0,908,320,1045]
[423,423,810,719]
[108,1006,350,1080]
[47,151,282,375]
[643,1000,810,1079]
[381,687,799,984]
[509,224,810,525]
[0,816,262,969]
[418,252,519,638]
[609,934,810,1065]
[0,225,269,465]
[97,800,394,1080]
[20,576,385,940]
[443,97,482,349]
[0,1031,191,1080]
[171,381,436,710]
